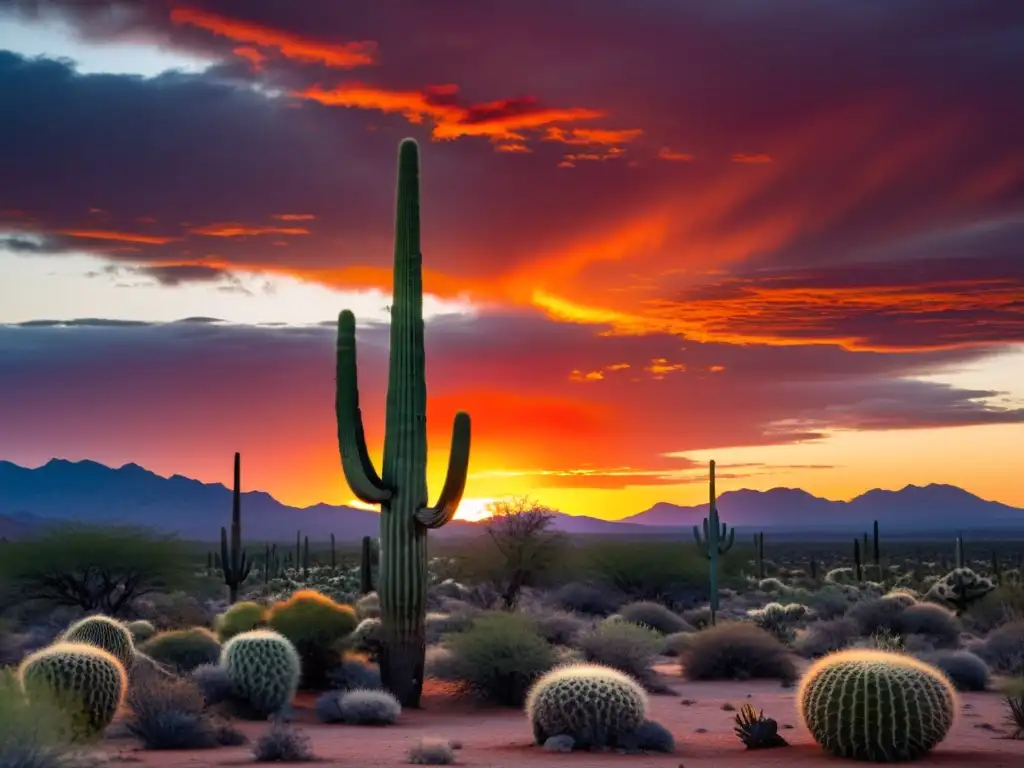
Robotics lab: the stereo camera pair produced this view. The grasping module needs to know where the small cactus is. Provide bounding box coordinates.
[221,629,301,717]
[18,642,128,737]
[525,663,647,750]
[62,614,135,671]
[798,649,956,761]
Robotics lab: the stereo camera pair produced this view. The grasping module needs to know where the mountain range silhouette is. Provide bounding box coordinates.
[1,458,1021,541]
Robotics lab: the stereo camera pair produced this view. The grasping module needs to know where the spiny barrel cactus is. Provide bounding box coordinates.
[62,615,135,671]
[124,619,156,643]
[798,649,957,762]
[18,642,127,737]
[335,138,471,706]
[525,663,647,749]
[220,629,301,717]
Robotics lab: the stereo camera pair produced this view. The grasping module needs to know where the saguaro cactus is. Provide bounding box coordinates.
[360,535,374,594]
[220,451,251,603]
[693,460,734,626]
[335,138,472,707]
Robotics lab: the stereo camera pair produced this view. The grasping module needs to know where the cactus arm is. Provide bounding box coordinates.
[416,412,471,528]
[336,310,391,504]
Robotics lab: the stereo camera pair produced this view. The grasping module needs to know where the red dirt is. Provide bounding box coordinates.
[102,667,1024,767]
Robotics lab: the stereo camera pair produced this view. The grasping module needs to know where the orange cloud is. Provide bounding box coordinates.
[59,229,179,245]
[496,143,532,153]
[569,369,604,382]
[545,127,643,146]
[232,46,267,71]
[658,148,695,161]
[188,223,311,237]
[731,153,774,164]
[294,82,609,144]
[271,213,316,221]
[170,6,376,68]
[645,358,686,378]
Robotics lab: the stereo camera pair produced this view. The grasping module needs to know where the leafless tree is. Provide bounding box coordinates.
[483,497,564,610]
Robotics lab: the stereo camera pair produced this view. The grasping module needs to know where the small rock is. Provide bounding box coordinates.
[783,724,794,730]
[680,698,696,706]
[746,693,752,698]
[695,727,708,733]
[721,702,736,711]
[974,723,996,731]
[544,735,575,753]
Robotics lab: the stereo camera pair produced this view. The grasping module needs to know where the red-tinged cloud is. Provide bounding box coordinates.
[294,82,622,147]
[658,148,694,162]
[232,46,267,71]
[731,153,774,164]
[169,6,377,69]
[272,213,316,221]
[58,229,179,245]
[187,222,311,237]
[0,1,1023,359]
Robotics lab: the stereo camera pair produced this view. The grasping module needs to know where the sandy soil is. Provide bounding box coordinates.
[101,664,1024,767]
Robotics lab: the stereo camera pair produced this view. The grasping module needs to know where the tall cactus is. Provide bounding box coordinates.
[360,535,374,594]
[220,451,251,603]
[693,460,734,626]
[335,138,472,707]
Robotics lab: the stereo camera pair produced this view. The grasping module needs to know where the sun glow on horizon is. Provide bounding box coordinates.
[346,496,498,522]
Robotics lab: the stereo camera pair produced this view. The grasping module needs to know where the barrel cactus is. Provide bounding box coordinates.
[268,589,357,688]
[798,649,957,761]
[220,629,301,717]
[124,619,156,643]
[525,663,648,749]
[62,615,135,671]
[18,642,128,737]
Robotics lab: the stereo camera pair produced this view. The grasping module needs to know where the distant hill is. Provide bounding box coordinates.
[0,459,1021,541]
[624,484,1024,532]
[0,459,647,541]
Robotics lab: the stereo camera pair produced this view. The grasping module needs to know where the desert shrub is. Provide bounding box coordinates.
[577,541,743,608]
[618,601,693,634]
[824,567,856,585]
[896,603,961,648]
[800,585,859,620]
[137,591,213,630]
[681,607,712,629]
[552,582,622,616]
[0,525,192,617]
[125,620,156,644]
[681,622,796,682]
[327,653,383,691]
[746,603,796,644]
[424,645,461,681]
[921,650,990,691]
[408,737,455,765]
[124,673,241,749]
[968,584,1024,633]
[527,609,589,646]
[633,720,674,753]
[661,631,693,657]
[216,602,266,642]
[574,620,663,689]
[425,611,476,644]
[354,592,380,619]
[316,689,401,725]
[978,620,1024,675]
[346,617,383,659]
[799,649,957,761]
[267,590,357,689]
[846,597,909,636]
[442,611,556,706]
[526,663,647,749]
[191,664,234,706]
[140,628,221,673]
[252,721,314,763]
[18,642,128,739]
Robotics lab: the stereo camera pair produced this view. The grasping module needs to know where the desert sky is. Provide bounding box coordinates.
[0,1,1022,520]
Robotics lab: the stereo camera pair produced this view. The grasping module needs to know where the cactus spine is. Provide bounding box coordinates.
[693,460,734,626]
[220,452,251,603]
[335,138,472,707]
